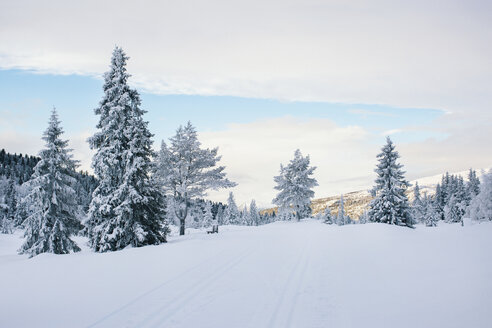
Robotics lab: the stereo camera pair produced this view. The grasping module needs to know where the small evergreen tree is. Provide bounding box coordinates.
[223,192,240,225]
[467,169,480,199]
[368,137,412,227]
[336,194,346,225]
[249,200,260,226]
[203,202,214,228]
[469,169,492,221]
[411,182,424,224]
[19,109,81,257]
[272,149,318,221]
[87,47,167,252]
[322,206,334,224]
[422,194,439,227]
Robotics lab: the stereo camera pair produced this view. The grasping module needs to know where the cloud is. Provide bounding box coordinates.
[0,0,491,117]
[198,116,376,207]
[382,129,402,136]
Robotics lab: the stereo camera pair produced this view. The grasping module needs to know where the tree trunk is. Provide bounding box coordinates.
[180,219,185,236]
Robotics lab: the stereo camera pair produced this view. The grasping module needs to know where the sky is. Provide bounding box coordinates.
[0,0,491,207]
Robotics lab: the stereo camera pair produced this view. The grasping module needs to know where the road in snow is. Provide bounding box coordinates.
[1,220,491,328]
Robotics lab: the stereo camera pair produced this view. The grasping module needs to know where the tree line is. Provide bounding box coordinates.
[1,46,491,257]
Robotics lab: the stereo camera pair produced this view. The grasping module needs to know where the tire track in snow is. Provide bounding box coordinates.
[138,246,253,328]
[86,247,230,328]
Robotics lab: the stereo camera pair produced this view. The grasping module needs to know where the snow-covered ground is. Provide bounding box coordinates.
[1,220,491,328]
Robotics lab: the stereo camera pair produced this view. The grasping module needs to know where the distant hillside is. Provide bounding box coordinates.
[262,168,489,219]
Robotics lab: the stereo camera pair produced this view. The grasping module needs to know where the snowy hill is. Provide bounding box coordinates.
[1,220,491,328]
[264,168,490,219]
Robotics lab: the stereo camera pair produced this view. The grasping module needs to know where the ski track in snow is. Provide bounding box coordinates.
[87,247,232,327]
[1,220,492,328]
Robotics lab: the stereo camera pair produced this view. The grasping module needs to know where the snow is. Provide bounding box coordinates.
[1,220,491,328]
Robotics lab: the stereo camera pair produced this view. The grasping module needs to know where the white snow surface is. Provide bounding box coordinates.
[1,220,491,328]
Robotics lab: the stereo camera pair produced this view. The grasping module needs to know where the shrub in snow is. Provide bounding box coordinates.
[273,149,318,221]
[19,109,81,257]
[87,47,167,252]
[368,137,412,227]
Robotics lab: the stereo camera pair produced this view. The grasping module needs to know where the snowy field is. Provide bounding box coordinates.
[1,220,491,328]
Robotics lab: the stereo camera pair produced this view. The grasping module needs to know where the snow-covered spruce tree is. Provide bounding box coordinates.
[87,47,167,252]
[336,194,346,225]
[422,194,439,227]
[359,210,369,224]
[240,206,250,226]
[368,137,412,227]
[467,168,480,199]
[1,178,16,233]
[272,149,318,221]
[155,122,236,235]
[468,169,492,221]
[249,200,260,226]
[323,206,334,225]
[19,109,81,257]
[411,182,424,224]
[203,202,214,228]
[223,192,240,225]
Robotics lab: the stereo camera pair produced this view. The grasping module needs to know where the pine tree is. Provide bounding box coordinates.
[359,210,369,224]
[240,206,250,226]
[87,47,167,252]
[368,137,412,227]
[19,109,81,257]
[1,178,17,233]
[155,122,235,235]
[223,192,240,225]
[249,200,261,226]
[411,182,424,224]
[467,168,480,201]
[336,194,346,225]
[272,149,318,221]
[469,169,492,221]
[203,202,214,228]
[422,194,439,227]
[322,206,334,224]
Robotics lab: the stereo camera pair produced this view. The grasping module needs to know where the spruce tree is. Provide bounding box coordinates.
[272,149,318,221]
[411,182,424,224]
[223,192,240,225]
[323,206,334,225]
[203,202,214,228]
[87,47,167,252]
[422,194,439,227]
[19,109,81,257]
[368,137,412,227]
[469,169,492,221]
[336,194,346,225]
[249,200,261,226]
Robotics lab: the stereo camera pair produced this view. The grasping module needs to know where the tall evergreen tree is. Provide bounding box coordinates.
[272,149,318,221]
[87,47,167,252]
[155,122,235,235]
[368,137,412,227]
[19,109,80,257]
